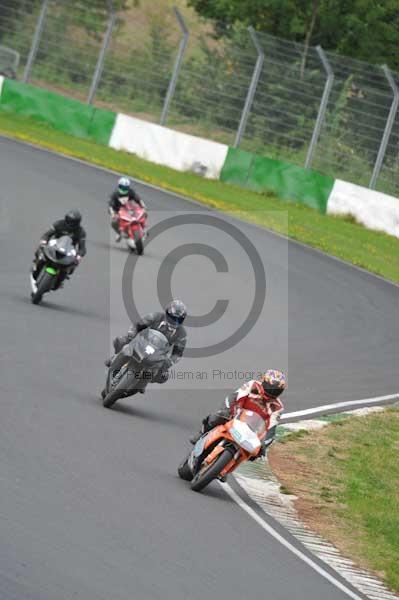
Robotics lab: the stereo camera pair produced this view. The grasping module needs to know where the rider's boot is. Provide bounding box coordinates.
[189,431,202,445]
[189,415,210,445]
[190,422,208,445]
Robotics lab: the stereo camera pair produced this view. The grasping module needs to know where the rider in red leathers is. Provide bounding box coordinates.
[190,370,286,458]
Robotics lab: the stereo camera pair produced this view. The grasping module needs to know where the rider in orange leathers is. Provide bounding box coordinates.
[190,370,287,458]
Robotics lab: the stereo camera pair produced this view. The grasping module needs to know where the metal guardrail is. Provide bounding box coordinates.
[0,44,20,76]
[0,0,398,196]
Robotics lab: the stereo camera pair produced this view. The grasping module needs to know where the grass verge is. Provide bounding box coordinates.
[1,111,399,283]
[269,408,399,593]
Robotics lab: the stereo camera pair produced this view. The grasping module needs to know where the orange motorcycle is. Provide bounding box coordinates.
[178,409,266,492]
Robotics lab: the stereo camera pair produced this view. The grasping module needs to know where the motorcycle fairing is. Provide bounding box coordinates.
[189,426,227,473]
[43,235,77,266]
[228,419,261,453]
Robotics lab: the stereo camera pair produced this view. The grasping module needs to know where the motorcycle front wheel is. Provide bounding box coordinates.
[103,387,123,409]
[190,448,234,492]
[31,271,54,305]
[133,231,144,256]
[103,366,138,408]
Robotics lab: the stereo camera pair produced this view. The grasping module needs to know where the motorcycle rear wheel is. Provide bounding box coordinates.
[190,449,234,492]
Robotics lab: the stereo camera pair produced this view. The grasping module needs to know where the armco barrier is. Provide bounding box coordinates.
[220,147,334,213]
[327,180,399,238]
[0,79,116,145]
[1,78,398,238]
[109,113,229,180]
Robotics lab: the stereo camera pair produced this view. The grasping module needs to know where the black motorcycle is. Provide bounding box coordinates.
[30,236,77,305]
[102,328,172,409]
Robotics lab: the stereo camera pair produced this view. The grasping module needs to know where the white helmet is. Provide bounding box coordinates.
[118,177,130,197]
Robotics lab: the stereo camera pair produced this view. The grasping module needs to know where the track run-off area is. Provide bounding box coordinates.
[1,137,398,600]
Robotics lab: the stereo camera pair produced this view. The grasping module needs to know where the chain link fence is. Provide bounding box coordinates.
[1,0,398,196]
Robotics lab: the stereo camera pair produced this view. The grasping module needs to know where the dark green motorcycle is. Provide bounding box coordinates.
[30,235,77,305]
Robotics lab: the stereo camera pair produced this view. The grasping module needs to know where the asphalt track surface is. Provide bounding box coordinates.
[1,137,398,600]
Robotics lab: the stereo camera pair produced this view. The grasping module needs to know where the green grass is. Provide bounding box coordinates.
[277,428,310,443]
[272,409,399,592]
[1,110,399,283]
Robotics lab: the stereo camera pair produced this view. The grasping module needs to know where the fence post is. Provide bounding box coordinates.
[369,66,399,189]
[22,0,49,83]
[87,2,116,105]
[234,26,264,148]
[160,6,189,126]
[305,45,334,169]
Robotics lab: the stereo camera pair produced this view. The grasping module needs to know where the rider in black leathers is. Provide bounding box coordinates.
[32,210,86,288]
[109,177,147,241]
[106,300,187,393]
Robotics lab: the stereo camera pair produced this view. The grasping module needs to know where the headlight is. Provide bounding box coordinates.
[231,428,243,445]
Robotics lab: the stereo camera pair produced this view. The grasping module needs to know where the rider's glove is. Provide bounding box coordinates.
[156,370,169,384]
[113,335,128,353]
[75,255,82,265]
[249,446,266,462]
[39,239,47,246]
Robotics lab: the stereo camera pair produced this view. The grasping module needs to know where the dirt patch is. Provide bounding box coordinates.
[268,423,392,582]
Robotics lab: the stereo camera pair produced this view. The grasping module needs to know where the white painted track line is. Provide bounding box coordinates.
[281,393,399,422]
[222,482,364,600]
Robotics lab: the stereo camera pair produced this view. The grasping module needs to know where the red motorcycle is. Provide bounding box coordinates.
[117,201,147,255]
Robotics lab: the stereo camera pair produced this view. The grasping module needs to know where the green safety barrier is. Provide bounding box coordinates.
[220,147,334,214]
[0,79,116,146]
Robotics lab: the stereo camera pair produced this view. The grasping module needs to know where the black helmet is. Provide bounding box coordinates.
[65,210,82,229]
[165,300,187,327]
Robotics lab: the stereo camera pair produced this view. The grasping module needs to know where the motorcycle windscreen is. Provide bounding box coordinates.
[230,409,265,453]
[44,235,76,265]
[119,209,136,221]
[132,328,171,363]
[126,201,143,217]
[236,409,266,436]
